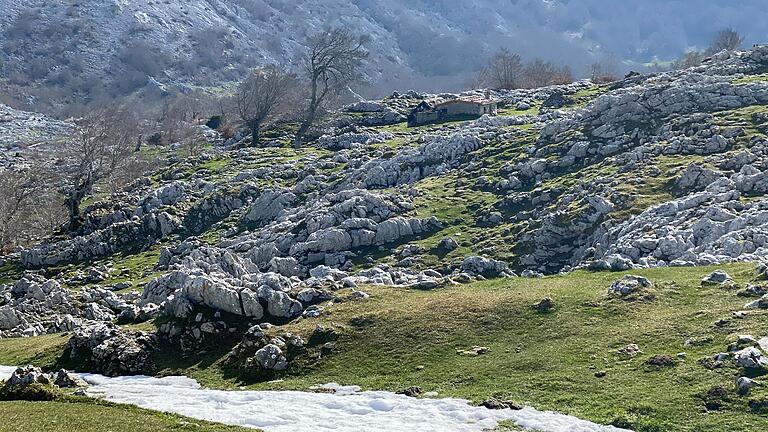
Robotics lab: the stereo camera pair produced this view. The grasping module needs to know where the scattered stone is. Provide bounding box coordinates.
[252,344,288,371]
[320,342,335,356]
[461,256,511,278]
[745,293,768,309]
[617,343,641,358]
[5,366,50,386]
[396,386,423,397]
[532,297,555,312]
[436,237,460,252]
[480,398,523,410]
[734,347,768,371]
[737,377,761,396]
[458,346,489,356]
[53,370,87,388]
[608,275,652,297]
[701,270,732,286]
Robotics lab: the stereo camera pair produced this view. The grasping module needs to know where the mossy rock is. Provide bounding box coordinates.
[0,383,62,402]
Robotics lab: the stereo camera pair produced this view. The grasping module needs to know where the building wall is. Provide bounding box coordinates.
[445,102,485,116]
[410,102,497,126]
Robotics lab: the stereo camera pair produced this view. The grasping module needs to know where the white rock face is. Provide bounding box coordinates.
[589,186,768,268]
[0,104,76,169]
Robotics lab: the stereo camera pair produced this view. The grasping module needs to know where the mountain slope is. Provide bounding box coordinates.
[2,0,767,110]
[3,45,768,432]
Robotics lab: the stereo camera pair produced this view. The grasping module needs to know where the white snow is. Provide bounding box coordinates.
[0,365,17,380]
[1,365,628,432]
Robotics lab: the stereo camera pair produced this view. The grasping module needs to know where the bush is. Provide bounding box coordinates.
[0,383,61,402]
[749,396,768,414]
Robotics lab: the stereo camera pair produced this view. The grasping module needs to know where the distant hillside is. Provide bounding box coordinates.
[1,0,766,111]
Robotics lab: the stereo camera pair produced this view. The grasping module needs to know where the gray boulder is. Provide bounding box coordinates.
[608,275,652,296]
[702,270,732,285]
[461,256,510,277]
[252,344,288,371]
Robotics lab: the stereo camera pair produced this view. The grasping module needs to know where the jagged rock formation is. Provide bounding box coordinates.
[5,45,768,394]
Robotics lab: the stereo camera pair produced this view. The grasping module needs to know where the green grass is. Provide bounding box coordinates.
[611,154,704,220]
[0,333,69,368]
[570,85,609,108]
[0,400,252,432]
[408,174,503,265]
[733,74,768,85]
[497,103,540,117]
[143,263,767,432]
[101,247,164,291]
[2,264,768,430]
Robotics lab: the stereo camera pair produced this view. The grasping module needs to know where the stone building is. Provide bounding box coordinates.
[407,95,498,127]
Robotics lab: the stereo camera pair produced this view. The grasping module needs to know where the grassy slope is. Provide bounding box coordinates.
[0,400,251,432]
[4,86,768,432]
[240,263,766,432]
[5,264,766,431]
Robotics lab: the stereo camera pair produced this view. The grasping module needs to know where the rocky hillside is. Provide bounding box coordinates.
[0,104,75,169]
[2,0,768,110]
[3,46,768,431]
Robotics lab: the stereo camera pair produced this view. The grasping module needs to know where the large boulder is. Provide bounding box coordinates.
[65,323,156,376]
[608,275,652,297]
[461,256,511,278]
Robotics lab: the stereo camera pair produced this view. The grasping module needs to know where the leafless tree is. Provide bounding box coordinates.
[236,66,294,146]
[673,51,706,70]
[477,48,523,89]
[294,28,368,148]
[551,65,574,85]
[0,167,63,251]
[520,59,558,88]
[707,28,744,54]
[60,107,141,231]
[590,62,618,83]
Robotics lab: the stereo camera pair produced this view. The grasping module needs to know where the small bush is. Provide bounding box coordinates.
[749,396,768,414]
[646,354,677,368]
[0,383,61,402]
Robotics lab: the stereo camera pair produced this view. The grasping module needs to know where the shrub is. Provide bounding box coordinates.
[0,383,61,402]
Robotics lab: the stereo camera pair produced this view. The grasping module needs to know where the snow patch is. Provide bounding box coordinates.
[78,373,628,432]
[1,365,628,432]
[0,365,17,380]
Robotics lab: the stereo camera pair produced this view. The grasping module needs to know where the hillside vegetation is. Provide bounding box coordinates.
[3,46,768,431]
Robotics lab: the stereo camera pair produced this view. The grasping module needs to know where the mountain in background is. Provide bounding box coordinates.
[0,0,764,111]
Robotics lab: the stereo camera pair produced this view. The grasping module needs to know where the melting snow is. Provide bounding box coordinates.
[1,366,628,432]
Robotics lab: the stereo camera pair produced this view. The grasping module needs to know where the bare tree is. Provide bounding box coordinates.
[673,51,706,70]
[477,48,523,89]
[0,167,62,251]
[60,107,140,231]
[236,66,294,146]
[589,62,618,84]
[707,28,744,54]
[521,59,558,88]
[294,28,368,148]
[551,65,574,85]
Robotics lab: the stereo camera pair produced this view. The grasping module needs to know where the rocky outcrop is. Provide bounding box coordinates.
[346,132,484,189]
[587,181,768,268]
[0,274,82,337]
[21,210,182,269]
[65,322,156,376]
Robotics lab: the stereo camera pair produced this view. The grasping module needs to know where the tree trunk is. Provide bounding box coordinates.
[66,176,92,232]
[294,108,316,149]
[66,190,84,232]
[293,120,309,149]
[250,122,261,147]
